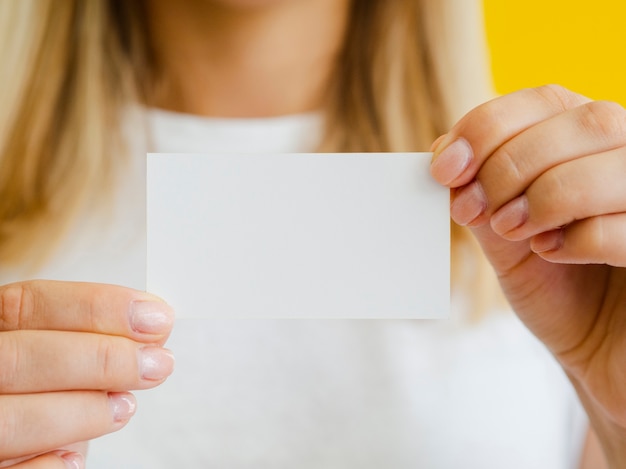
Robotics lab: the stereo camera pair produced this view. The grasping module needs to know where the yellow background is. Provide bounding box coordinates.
[483,0,626,106]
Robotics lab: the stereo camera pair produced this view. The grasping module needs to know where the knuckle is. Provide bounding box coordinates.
[580,216,606,259]
[94,337,122,387]
[471,99,500,126]
[579,101,626,145]
[532,84,582,112]
[0,400,20,456]
[532,168,572,220]
[0,283,33,331]
[491,144,525,185]
[85,287,107,333]
[468,100,511,141]
[0,333,20,393]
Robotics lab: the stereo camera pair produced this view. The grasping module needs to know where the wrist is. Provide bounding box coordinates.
[594,424,626,468]
[569,374,626,468]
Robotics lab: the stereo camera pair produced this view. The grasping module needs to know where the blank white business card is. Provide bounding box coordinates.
[147,153,449,318]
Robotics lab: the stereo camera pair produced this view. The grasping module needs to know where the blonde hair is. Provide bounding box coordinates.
[0,0,499,313]
[0,0,139,267]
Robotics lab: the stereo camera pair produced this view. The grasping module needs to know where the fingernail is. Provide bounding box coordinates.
[430,138,473,185]
[450,181,487,226]
[129,300,175,335]
[531,229,564,253]
[491,195,529,235]
[61,452,85,469]
[429,134,447,152]
[109,392,137,423]
[139,347,175,381]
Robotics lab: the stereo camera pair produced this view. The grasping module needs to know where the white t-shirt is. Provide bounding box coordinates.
[0,109,587,469]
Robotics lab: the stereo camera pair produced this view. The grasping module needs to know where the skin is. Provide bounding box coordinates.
[147,0,351,117]
[0,282,175,468]
[430,86,626,467]
[2,0,624,467]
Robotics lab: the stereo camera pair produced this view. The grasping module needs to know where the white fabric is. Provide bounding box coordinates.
[0,108,587,469]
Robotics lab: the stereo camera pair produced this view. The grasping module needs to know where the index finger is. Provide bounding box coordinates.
[430,85,591,187]
[0,280,174,343]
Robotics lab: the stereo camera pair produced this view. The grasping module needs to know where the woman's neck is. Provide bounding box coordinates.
[146,0,351,117]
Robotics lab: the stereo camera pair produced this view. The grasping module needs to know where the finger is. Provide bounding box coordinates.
[0,391,134,461]
[530,213,626,267]
[0,331,174,393]
[0,281,174,343]
[0,451,84,469]
[475,100,626,221]
[430,85,590,187]
[0,443,88,468]
[488,148,626,240]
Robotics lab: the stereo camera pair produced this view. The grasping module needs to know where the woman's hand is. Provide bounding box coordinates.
[0,280,175,468]
[430,85,626,465]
